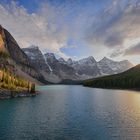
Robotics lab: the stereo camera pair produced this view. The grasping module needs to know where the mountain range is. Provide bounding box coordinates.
[23,46,133,83]
[0,25,134,84]
[84,64,140,89]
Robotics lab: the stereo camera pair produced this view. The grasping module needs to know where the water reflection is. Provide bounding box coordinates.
[0,86,140,140]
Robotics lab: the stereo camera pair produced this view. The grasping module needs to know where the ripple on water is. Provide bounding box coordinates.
[0,85,140,140]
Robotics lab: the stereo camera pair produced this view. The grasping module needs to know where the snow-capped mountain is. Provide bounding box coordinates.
[44,53,79,80]
[67,56,101,79]
[22,46,50,72]
[97,57,133,75]
[117,60,134,72]
[58,57,67,64]
[22,48,63,83]
[22,47,133,83]
[67,58,73,65]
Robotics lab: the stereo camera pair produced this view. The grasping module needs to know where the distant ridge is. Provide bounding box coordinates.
[84,64,140,90]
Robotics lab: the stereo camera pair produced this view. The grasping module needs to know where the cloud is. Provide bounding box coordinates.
[0,0,140,64]
[0,0,99,58]
[109,49,124,58]
[104,32,124,47]
[109,41,140,58]
[85,0,140,49]
[0,1,69,58]
[124,42,140,56]
[0,0,107,58]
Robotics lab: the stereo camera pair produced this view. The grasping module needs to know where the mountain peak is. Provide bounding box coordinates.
[67,58,72,61]
[80,56,96,62]
[103,57,107,59]
[87,56,95,60]
[67,58,73,65]
[99,57,115,64]
[44,53,57,63]
[22,46,43,61]
[58,57,66,63]
[78,56,96,66]
[102,57,112,61]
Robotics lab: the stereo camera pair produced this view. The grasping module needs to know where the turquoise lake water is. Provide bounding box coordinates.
[0,85,140,140]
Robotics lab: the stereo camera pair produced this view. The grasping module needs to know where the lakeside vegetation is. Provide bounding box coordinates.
[0,69,35,93]
[84,64,140,90]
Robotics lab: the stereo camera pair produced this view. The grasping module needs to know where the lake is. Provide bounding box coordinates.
[0,85,140,140]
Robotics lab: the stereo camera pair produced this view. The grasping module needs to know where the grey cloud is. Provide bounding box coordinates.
[104,33,124,47]
[0,1,97,58]
[124,43,140,56]
[0,1,69,58]
[0,0,140,62]
[110,42,140,58]
[109,49,124,58]
[85,0,140,48]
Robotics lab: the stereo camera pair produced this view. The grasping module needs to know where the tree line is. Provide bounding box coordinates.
[84,65,140,89]
[0,69,35,93]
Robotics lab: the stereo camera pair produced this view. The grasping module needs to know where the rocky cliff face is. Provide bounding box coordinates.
[4,29,30,66]
[0,26,8,54]
[22,48,80,83]
[23,46,50,72]
[44,53,79,80]
[68,56,101,79]
[0,25,48,84]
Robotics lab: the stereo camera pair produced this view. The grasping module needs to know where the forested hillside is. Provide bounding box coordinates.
[0,69,35,93]
[84,65,140,89]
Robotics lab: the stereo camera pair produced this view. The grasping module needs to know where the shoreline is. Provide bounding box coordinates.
[83,85,140,92]
[0,89,36,100]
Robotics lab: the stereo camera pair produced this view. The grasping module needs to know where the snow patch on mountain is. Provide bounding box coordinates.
[23,46,134,82]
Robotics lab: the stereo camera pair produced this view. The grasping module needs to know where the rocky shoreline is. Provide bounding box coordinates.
[0,89,36,99]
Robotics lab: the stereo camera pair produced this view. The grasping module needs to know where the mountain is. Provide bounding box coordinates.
[84,64,140,89]
[23,45,133,83]
[58,57,67,64]
[44,53,79,80]
[22,48,62,83]
[63,56,133,79]
[22,46,50,72]
[67,56,101,79]
[97,57,133,75]
[0,25,47,85]
[22,47,79,83]
[67,58,73,65]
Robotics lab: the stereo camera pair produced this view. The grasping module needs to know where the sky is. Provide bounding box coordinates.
[0,0,140,64]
